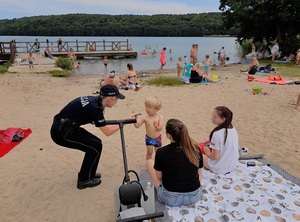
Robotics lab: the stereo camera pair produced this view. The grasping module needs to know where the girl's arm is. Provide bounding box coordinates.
[204,146,220,160]
[156,170,162,181]
[198,168,203,182]
[134,116,145,128]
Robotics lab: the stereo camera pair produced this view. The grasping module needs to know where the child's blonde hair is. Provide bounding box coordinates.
[145,97,162,110]
[178,57,182,62]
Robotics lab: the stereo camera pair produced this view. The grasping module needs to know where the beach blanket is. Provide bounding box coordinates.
[254,77,288,85]
[0,128,32,158]
[167,160,300,222]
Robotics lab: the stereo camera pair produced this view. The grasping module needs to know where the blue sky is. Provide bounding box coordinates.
[0,0,220,19]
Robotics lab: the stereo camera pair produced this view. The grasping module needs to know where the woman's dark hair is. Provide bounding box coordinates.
[166,119,200,167]
[209,106,233,144]
[127,63,133,71]
[163,47,166,50]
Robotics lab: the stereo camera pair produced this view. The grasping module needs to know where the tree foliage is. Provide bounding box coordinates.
[0,13,238,37]
[219,0,300,54]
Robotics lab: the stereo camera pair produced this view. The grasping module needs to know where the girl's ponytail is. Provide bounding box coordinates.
[166,119,200,167]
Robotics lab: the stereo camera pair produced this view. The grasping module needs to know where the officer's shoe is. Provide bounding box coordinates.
[94,173,101,179]
[77,178,101,190]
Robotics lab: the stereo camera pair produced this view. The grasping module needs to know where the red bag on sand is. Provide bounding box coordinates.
[0,128,24,144]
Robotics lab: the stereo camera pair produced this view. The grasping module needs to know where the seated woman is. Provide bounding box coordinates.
[44,47,57,60]
[190,63,215,83]
[146,119,203,207]
[100,71,117,88]
[119,63,140,90]
[202,106,239,174]
[240,57,259,74]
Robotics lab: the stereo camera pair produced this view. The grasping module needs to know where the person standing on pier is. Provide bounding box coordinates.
[57,38,63,52]
[117,42,122,50]
[34,39,41,57]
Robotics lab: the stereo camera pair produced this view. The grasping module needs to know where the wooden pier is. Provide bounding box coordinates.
[10,39,137,60]
[0,41,16,63]
[51,50,137,59]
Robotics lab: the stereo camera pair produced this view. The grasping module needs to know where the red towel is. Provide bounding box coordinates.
[0,128,32,158]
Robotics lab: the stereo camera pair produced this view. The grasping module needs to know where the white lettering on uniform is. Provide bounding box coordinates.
[98,119,105,123]
[80,96,89,107]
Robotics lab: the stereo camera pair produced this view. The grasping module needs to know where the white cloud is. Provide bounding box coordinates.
[60,0,211,14]
[0,0,218,19]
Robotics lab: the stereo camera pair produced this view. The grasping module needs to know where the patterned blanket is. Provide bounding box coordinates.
[167,160,300,222]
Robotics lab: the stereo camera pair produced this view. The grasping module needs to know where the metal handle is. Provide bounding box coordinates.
[106,119,137,125]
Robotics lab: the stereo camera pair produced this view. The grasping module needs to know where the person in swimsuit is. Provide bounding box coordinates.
[134,97,163,160]
[68,48,76,66]
[34,39,40,57]
[100,71,117,88]
[103,56,109,71]
[160,47,167,70]
[190,44,198,64]
[44,47,57,60]
[57,38,63,52]
[190,63,215,83]
[28,52,35,70]
[219,47,226,65]
[239,57,260,73]
[202,55,213,76]
[184,55,188,66]
[119,63,139,90]
[176,57,183,77]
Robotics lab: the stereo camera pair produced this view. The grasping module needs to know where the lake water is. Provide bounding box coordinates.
[1,36,241,75]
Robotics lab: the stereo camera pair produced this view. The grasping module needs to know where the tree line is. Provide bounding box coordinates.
[0,13,239,37]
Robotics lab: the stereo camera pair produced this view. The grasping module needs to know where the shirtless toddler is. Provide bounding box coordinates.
[134,97,163,160]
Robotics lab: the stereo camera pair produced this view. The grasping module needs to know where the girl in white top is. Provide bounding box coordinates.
[202,106,239,174]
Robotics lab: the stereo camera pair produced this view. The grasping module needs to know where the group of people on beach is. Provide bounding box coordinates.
[50,79,238,208]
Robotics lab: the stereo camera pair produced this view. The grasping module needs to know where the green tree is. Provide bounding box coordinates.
[219,0,300,55]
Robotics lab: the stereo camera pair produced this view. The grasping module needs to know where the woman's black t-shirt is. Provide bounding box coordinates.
[154,142,203,193]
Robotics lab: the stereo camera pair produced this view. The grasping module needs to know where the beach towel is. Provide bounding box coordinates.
[167,160,300,221]
[254,76,288,85]
[0,128,32,158]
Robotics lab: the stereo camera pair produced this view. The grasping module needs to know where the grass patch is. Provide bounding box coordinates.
[0,63,10,74]
[260,59,300,78]
[55,57,73,71]
[146,76,183,86]
[48,70,70,77]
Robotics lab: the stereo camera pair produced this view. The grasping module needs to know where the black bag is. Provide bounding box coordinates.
[265,64,272,71]
[248,66,258,75]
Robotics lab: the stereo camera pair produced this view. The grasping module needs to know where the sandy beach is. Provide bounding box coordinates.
[0,65,299,222]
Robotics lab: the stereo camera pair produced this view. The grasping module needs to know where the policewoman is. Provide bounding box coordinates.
[51,85,125,189]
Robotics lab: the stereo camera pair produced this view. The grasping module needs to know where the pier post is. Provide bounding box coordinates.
[76,39,79,52]
[103,39,105,51]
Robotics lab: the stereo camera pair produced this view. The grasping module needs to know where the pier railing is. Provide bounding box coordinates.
[0,41,16,63]
[12,39,130,53]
